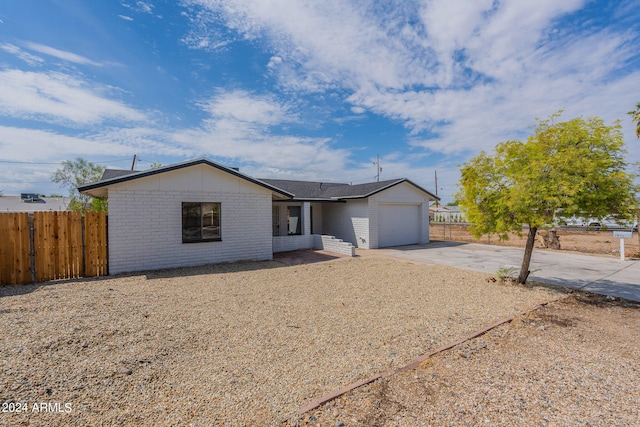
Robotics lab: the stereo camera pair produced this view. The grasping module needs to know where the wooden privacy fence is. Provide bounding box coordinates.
[0,211,107,286]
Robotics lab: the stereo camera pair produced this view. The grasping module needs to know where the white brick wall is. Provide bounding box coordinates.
[314,235,355,256]
[108,188,273,274]
[367,198,378,249]
[272,234,355,256]
[321,200,370,248]
[272,234,315,252]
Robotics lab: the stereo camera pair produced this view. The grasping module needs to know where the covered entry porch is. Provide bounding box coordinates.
[271,201,355,256]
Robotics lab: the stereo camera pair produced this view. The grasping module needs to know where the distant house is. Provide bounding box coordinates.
[430,204,466,223]
[0,195,70,212]
[78,158,439,274]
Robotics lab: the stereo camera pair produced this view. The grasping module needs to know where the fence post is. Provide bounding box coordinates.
[29,213,35,283]
[81,216,86,277]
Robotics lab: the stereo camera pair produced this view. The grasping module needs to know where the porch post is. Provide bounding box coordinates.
[302,202,311,235]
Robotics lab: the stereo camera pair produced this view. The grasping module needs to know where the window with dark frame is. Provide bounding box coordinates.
[182,202,221,243]
[287,206,302,235]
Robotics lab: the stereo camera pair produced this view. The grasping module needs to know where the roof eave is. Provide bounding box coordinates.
[77,158,294,199]
[336,179,440,200]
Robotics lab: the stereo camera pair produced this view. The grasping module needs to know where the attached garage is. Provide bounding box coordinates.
[378,203,421,247]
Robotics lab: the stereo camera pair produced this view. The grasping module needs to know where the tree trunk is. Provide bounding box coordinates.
[518,226,538,284]
[637,213,640,251]
[540,229,561,249]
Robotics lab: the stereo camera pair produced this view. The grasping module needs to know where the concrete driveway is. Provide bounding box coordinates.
[367,241,640,302]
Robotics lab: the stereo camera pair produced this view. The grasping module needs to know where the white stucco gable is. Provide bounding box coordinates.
[368,180,433,203]
[106,163,274,196]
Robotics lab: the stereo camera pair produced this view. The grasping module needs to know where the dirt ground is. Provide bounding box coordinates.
[2,234,639,425]
[430,224,640,258]
[0,258,560,426]
[296,292,640,426]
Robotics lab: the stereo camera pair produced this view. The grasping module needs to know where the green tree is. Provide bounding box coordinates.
[628,102,640,138]
[51,157,107,213]
[457,112,637,283]
[628,102,640,249]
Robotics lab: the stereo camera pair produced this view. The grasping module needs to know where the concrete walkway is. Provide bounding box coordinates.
[365,241,640,302]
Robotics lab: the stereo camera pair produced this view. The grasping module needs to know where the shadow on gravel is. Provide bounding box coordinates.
[273,249,347,266]
[145,249,345,280]
[390,241,469,250]
[0,274,114,298]
[144,259,286,280]
[534,276,640,303]
[571,291,640,309]
[0,250,346,293]
[502,279,570,295]
[0,282,47,298]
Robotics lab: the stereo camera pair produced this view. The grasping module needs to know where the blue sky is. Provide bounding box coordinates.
[1,0,639,202]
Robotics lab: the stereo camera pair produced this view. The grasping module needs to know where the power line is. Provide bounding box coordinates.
[0,181,56,184]
[0,157,133,165]
[0,160,62,165]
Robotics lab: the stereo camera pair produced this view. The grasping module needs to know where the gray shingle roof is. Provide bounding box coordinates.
[260,178,438,200]
[100,169,137,180]
[79,159,439,201]
[77,158,293,199]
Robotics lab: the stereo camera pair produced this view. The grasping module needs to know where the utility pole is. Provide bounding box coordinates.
[435,170,439,207]
[131,154,137,171]
[373,154,382,182]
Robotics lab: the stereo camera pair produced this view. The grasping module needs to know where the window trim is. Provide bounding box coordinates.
[287,205,302,235]
[182,201,222,243]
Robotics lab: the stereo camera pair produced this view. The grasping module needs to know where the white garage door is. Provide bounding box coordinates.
[378,204,420,247]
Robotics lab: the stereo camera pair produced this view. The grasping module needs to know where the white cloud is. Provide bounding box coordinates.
[0,125,182,194]
[169,90,352,176]
[23,42,103,66]
[179,3,231,51]
[199,89,297,125]
[267,55,282,70]
[182,0,639,162]
[4,1,638,198]
[136,1,154,14]
[0,83,354,186]
[186,0,437,91]
[0,69,148,126]
[118,15,134,21]
[122,1,155,15]
[0,126,131,161]
[0,43,44,66]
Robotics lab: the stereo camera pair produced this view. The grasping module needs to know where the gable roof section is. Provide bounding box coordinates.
[77,158,294,199]
[100,169,137,181]
[257,179,348,200]
[260,178,439,201]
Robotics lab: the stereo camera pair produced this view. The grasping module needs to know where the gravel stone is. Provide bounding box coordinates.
[297,292,640,426]
[2,256,564,426]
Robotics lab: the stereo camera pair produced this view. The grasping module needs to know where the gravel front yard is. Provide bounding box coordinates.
[2,257,561,426]
[300,293,640,426]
